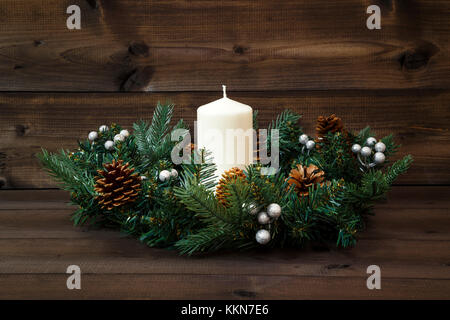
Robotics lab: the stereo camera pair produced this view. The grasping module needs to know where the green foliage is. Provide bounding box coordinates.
[264,110,303,171]
[38,103,413,255]
[37,149,93,193]
[309,131,361,183]
[134,102,173,155]
[253,110,259,130]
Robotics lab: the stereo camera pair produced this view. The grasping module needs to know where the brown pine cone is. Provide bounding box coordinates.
[316,114,344,138]
[287,164,325,196]
[94,159,142,211]
[216,167,246,206]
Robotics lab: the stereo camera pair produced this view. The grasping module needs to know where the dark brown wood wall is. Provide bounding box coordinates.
[0,0,449,188]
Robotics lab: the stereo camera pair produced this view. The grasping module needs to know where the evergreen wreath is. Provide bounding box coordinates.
[38,103,413,255]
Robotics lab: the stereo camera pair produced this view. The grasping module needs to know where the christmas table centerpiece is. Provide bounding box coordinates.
[38,93,412,255]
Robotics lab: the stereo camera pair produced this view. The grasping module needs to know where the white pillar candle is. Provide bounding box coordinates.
[197,86,253,183]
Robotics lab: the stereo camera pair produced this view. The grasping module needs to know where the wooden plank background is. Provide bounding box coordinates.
[1,90,449,187]
[0,186,449,299]
[0,0,449,300]
[0,0,449,187]
[0,0,449,92]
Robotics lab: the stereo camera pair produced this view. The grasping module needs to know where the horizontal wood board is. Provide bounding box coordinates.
[1,91,449,187]
[0,0,449,91]
[0,186,449,299]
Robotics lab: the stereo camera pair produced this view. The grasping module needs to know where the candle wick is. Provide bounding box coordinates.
[222,85,227,98]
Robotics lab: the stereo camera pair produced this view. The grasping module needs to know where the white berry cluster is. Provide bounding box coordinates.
[352,137,386,170]
[299,134,315,152]
[87,125,130,151]
[249,203,282,245]
[159,169,179,182]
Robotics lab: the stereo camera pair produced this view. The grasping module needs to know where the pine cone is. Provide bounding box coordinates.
[287,164,325,196]
[316,114,344,138]
[94,159,142,211]
[216,167,246,206]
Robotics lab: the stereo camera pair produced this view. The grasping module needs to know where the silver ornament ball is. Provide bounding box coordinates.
[104,140,114,150]
[366,137,377,147]
[257,211,271,225]
[120,129,130,138]
[267,203,282,219]
[374,152,386,164]
[360,146,372,157]
[248,203,259,216]
[306,140,315,150]
[299,134,309,145]
[374,142,386,153]
[88,131,98,141]
[159,170,171,182]
[351,144,361,154]
[114,134,125,143]
[99,125,109,133]
[170,168,178,178]
[255,229,271,245]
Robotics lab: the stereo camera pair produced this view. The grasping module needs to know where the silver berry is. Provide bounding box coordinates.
[360,146,372,157]
[257,211,270,225]
[99,125,109,133]
[120,129,130,138]
[299,134,309,145]
[374,142,386,153]
[104,140,114,150]
[140,175,147,181]
[159,170,171,182]
[306,140,315,150]
[366,137,377,147]
[249,204,259,216]
[351,144,361,154]
[170,168,178,178]
[88,131,98,141]
[255,229,271,245]
[267,203,281,219]
[114,134,125,143]
[374,152,386,164]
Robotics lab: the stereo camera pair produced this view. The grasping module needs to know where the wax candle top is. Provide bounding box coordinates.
[197,85,252,115]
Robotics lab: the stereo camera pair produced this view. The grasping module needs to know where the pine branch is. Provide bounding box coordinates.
[180,150,217,191]
[265,110,303,171]
[133,102,174,157]
[37,149,92,193]
[149,102,174,148]
[356,127,374,145]
[153,118,189,161]
[174,183,233,224]
[253,110,259,130]
[174,225,235,255]
[384,154,413,185]
[133,120,152,157]
[268,110,302,148]
[224,179,254,225]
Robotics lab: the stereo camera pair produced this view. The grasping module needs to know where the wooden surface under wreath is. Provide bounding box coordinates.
[1,0,450,299]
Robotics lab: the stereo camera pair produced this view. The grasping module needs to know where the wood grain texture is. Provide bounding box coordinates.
[0,0,448,301]
[1,274,449,299]
[1,91,449,188]
[0,186,449,299]
[0,0,449,91]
